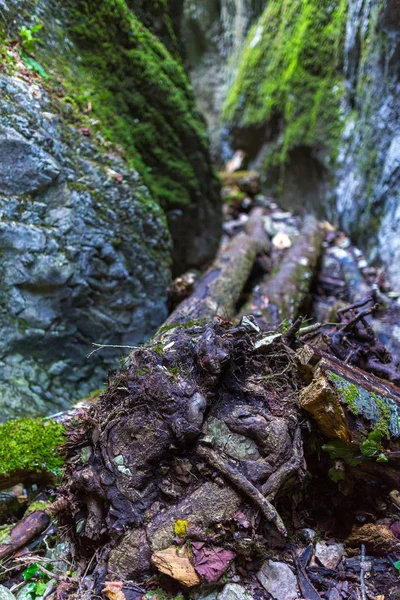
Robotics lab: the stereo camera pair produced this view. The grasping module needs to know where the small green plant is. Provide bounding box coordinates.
[360,430,386,460]
[393,559,400,577]
[19,24,43,53]
[22,562,52,599]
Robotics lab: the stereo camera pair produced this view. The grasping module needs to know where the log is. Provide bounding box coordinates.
[164,207,270,326]
[241,215,323,325]
[297,344,400,485]
[0,509,50,560]
[218,170,260,195]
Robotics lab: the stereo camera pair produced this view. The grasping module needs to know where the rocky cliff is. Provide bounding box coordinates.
[190,0,399,285]
[0,0,221,420]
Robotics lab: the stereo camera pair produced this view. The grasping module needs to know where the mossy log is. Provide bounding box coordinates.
[241,215,323,325]
[165,207,270,326]
[297,344,400,485]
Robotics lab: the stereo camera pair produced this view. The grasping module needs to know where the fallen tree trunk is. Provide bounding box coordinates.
[165,207,270,325]
[241,215,323,325]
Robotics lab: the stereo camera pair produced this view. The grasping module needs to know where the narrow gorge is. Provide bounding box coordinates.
[0,2,400,600]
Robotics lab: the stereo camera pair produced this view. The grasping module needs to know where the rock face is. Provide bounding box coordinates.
[336,0,400,285]
[0,0,221,419]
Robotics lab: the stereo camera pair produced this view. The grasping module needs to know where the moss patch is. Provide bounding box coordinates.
[0,418,65,479]
[223,0,348,165]
[50,0,212,211]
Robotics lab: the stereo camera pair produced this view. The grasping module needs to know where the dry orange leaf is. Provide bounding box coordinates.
[103,581,126,600]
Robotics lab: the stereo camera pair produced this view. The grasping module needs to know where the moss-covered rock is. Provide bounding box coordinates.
[24,0,221,271]
[224,0,348,161]
[0,0,221,418]
[221,0,348,213]
[0,418,65,486]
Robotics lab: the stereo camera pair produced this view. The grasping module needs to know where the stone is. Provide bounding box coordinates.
[218,583,253,600]
[0,126,60,195]
[147,482,241,552]
[257,560,298,600]
[0,0,222,420]
[298,528,317,543]
[152,546,201,587]
[0,585,15,599]
[315,541,345,569]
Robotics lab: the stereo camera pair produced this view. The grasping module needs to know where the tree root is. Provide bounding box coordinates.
[196,444,287,537]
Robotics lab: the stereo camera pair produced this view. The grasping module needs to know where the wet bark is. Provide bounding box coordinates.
[165,207,270,326]
[241,215,323,325]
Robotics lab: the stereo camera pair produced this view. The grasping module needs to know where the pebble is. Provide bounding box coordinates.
[315,541,345,569]
[218,583,253,600]
[257,560,298,600]
[298,527,317,543]
[0,586,15,600]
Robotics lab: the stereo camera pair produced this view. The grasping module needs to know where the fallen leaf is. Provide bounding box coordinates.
[103,581,126,600]
[192,543,235,583]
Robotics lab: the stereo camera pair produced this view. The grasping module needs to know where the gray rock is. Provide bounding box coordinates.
[218,583,253,600]
[298,527,317,543]
[315,541,345,570]
[0,126,60,194]
[257,560,298,600]
[0,71,171,420]
[0,585,16,599]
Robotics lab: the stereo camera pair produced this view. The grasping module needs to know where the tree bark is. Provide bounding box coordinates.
[165,207,270,326]
[240,215,323,325]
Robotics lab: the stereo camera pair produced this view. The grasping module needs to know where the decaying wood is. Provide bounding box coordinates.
[242,215,323,325]
[151,546,201,587]
[218,170,260,195]
[165,207,270,325]
[0,509,50,560]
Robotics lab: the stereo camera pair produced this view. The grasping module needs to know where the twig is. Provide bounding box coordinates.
[299,322,323,336]
[360,544,367,600]
[87,343,140,359]
[196,444,287,537]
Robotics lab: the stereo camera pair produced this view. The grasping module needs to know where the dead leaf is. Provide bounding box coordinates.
[192,543,235,583]
[152,546,200,587]
[103,581,126,600]
[322,220,336,232]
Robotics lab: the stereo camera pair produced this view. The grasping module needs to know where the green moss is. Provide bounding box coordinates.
[328,371,359,415]
[24,500,50,516]
[223,0,348,165]
[0,418,65,479]
[42,0,211,211]
[371,393,390,437]
[0,524,12,544]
